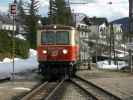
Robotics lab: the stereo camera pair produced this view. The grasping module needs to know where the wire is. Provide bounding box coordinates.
[69,0,88,4]
[69,1,128,5]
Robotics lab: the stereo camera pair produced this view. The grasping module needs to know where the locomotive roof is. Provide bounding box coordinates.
[41,25,76,30]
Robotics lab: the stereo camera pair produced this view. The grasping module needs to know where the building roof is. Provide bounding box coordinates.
[111,17,128,24]
[0,15,13,24]
[111,17,129,32]
[82,17,108,26]
[41,24,76,30]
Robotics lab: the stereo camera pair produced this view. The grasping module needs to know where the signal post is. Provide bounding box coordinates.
[9,1,17,80]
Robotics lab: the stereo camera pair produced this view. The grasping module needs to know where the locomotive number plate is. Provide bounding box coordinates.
[51,51,58,56]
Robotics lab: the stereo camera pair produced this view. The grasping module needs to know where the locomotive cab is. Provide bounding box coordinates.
[37,25,79,79]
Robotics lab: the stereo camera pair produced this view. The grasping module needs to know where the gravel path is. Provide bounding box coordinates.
[77,69,133,100]
[0,81,38,100]
[0,69,42,100]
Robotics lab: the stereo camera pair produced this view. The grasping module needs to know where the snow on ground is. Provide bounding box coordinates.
[0,49,38,78]
[97,60,128,70]
[117,53,127,58]
[15,34,26,40]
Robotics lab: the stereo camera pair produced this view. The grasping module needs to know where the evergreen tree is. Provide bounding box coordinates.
[41,17,49,25]
[17,0,25,24]
[55,0,73,25]
[48,0,56,24]
[24,0,39,49]
[49,0,73,25]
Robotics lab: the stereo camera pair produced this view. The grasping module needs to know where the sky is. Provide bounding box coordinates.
[0,0,129,21]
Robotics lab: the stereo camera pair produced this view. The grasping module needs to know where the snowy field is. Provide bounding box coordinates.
[0,49,38,79]
[97,51,128,70]
[97,60,128,70]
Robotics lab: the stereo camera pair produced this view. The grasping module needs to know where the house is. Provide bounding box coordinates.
[111,17,129,33]
[0,14,27,36]
[0,15,16,31]
[75,15,109,62]
[76,23,90,62]
[111,18,128,51]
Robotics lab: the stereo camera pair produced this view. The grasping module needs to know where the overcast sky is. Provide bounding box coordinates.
[0,0,129,21]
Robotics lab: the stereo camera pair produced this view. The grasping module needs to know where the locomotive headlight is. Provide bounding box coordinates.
[43,50,47,54]
[62,49,68,54]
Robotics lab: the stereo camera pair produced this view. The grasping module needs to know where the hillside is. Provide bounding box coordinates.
[111,17,129,33]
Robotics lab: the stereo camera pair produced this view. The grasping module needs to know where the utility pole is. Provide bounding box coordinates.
[108,2,112,65]
[111,24,116,65]
[68,0,88,26]
[72,9,76,26]
[49,0,53,24]
[109,24,112,65]
[129,0,133,72]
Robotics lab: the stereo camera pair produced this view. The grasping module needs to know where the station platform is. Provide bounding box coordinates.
[77,68,133,100]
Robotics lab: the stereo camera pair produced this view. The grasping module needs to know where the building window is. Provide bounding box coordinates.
[4,26,6,30]
[9,26,10,30]
[85,26,88,29]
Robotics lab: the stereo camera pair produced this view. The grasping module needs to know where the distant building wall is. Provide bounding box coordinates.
[2,24,16,31]
[0,21,2,29]
[76,23,90,62]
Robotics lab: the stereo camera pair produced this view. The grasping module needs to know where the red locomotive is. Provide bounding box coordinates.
[37,25,79,79]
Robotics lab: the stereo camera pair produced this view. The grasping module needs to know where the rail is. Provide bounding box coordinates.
[21,79,65,100]
[45,79,65,100]
[21,81,48,100]
[71,76,122,100]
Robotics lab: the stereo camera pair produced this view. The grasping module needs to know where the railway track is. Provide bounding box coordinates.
[61,82,97,100]
[21,80,65,100]
[71,76,122,100]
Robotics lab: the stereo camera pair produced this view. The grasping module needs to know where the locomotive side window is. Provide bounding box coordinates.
[56,31,69,44]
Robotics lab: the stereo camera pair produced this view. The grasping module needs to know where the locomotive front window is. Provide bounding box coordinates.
[41,31,69,44]
[42,31,55,44]
[56,31,69,44]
